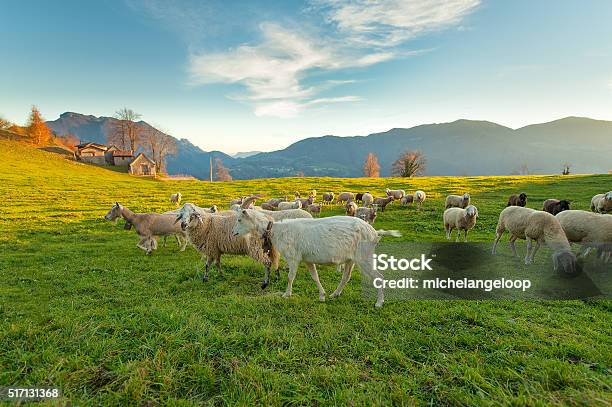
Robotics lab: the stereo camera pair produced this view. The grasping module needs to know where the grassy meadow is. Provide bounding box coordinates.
[0,139,610,405]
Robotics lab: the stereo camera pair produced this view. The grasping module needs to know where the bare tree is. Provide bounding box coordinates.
[108,108,143,152]
[363,152,380,177]
[519,163,529,175]
[214,157,232,181]
[142,128,177,173]
[391,150,426,177]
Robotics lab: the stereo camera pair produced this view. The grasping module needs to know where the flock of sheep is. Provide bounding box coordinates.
[104,188,612,307]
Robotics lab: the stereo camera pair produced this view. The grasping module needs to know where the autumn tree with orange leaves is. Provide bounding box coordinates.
[26,106,52,145]
[363,152,380,177]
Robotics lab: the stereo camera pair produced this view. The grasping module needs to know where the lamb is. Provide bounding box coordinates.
[507,193,527,207]
[492,206,579,274]
[445,193,470,209]
[443,205,479,242]
[170,192,182,207]
[355,207,377,224]
[306,203,322,217]
[264,197,286,208]
[296,195,315,208]
[355,193,367,203]
[556,210,612,262]
[260,202,277,210]
[400,195,414,205]
[278,200,302,210]
[232,209,401,307]
[105,203,187,254]
[175,204,280,288]
[361,192,374,207]
[322,192,335,204]
[591,192,612,214]
[235,197,313,222]
[336,192,355,204]
[373,196,394,212]
[385,189,405,200]
[543,199,571,215]
[345,201,358,216]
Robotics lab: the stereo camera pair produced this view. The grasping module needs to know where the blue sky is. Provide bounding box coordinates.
[2,0,612,153]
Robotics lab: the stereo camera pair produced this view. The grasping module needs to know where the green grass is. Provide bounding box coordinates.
[0,140,610,405]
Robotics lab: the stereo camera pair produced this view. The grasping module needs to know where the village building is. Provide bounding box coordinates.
[129,152,156,177]
[75,142,108,165]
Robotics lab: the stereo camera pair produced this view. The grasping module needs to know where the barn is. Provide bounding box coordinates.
[75,142,108,165]
[129,153,156,177]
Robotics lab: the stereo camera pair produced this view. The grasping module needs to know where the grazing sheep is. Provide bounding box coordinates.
[492,206,579,274]
[373,196,394,212]
[104,203,187,254]
[507,193,527,207]
[543,199,571,215]
[336,192,355,204]
[322,192,335,204]
[361,192,374,207]
[232,210,401,307]
[264,197,286,208]
[445,193,471,209]
[443,205,479,242]
[170,192,182,207]
[278,200,302,210]
[400,195,414,205]
[306,203,322,217]
[230,197,246,206]
[591,191,612,214]
[175,204,280,288]
[385,189,405,200]
[414,190,426,209]
[345,201,358,216]
[355,193,368,204]
[260,202,277,211]
[355,207,377,224]
[234,197,313,222]
[556,210,612,262]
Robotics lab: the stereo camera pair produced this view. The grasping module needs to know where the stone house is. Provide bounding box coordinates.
[129,153,156,177]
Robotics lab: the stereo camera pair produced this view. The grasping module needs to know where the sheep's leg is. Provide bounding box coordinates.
[282,261,299,299]
[525,238,533,264]
[331,260,354,298]
[179,235,187,251]
[445,225,451,240]
[305,263,326,302]
[529,240,542,263]
[261,262,271,289]
[455,229,461,243]
[203,257,212,282]
[216,256,223,278]
[161,236,167,248]
[464,229,469,242]
[509,235,519,258]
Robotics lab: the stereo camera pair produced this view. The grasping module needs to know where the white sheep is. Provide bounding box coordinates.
[232,197,313,222]
[345,201,358,216]
[591,191,612,214]
[443,205,479,242]
[104,203,187,254]
[385,189,405,200]
[415,190,426,209]
[232,210,401,307]
[336,192,355,204]
[306,203,322,217]
[170,192,182,207]
[445,193,470,209]
[361,193,374,207]
[492,206,579,274]
[175,204,280,288]
[278,200,302,210]
[556,210,612,262]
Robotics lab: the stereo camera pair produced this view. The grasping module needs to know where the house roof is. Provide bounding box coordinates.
[129,152,155,167]
[112,150,134,157]
[76,142,107,151]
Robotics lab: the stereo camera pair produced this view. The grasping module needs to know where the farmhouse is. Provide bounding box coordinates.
[75,142,108,165]
[129,152,156,177]
[104,147,134,166]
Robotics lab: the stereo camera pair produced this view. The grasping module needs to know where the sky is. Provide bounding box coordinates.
[2,0,612,154]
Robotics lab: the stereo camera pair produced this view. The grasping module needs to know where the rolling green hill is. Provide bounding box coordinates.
[0,140,610,405]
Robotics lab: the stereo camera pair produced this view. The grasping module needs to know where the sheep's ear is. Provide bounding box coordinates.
[174,214,182,224]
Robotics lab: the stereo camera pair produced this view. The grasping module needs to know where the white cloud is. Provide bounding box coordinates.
[188,1,480,118]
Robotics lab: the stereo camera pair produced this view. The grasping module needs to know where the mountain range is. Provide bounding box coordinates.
[47,112,612,179]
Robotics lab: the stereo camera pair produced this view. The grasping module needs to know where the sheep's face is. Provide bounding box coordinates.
[519,193,527,205]
[558,200,571,212]
[553,251,581,276]
[465,205,478,218]
[233,210,256,237]
[105,203,121,222]
[605,192,612,201]
[463,193,470,200]
[180,213,202,231]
